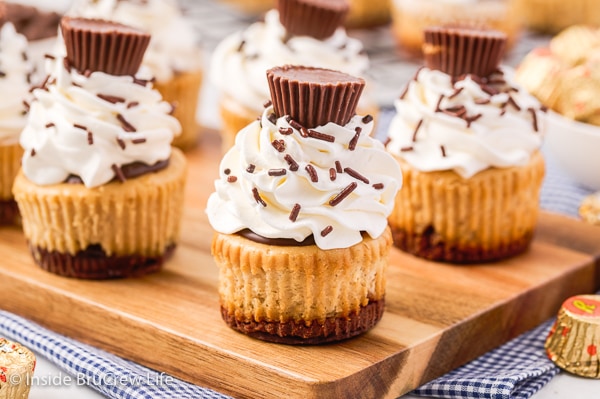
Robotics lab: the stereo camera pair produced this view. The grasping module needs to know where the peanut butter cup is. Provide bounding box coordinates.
[267,65,365,128]
[61,16,150,76]
[423,26,507,78]
[277,0,349,40]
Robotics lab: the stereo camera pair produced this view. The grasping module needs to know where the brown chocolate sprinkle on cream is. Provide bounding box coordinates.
[268,168,287,176]
[300,127,310,138]
[131,138,146,144]
[435,95,444,112]
[373,183,384,190]
[63,58,71,73]
[329,167,337,181]
[329,182,357,206]
[127,102,139,109]
[263,100,272,108]
[500,108,507,116]
[224,168,231,175]
[44,54,55,60]
[528,107,539,132]
[362,115,373,124]
[117,113,136,132]
[271,139,286,152]
[466,113,483,127]
[308,129,335,143]
[305,164,318,182]
[480,84,499,96]
[383,136,392,147]
[412,119,423,143]
[237,40,245,52]
[87,131,93,145]
[442,106,467,118]
[116,137,126,150]
[279,127,293,135]
[448,87,464,99]
[475,98,491,105]
[268,113,277,125]
[289,119,303,131]
[335,160,343,173]
[321,225,333,237]
[133,77,154,87]
[344,167,369,184]
[83,69,92,78]
[289,203,301,222]
[111,164,126,182]
[30,148,36,157]
[252,187,267,207]
[401,146,414,152]
[227,175,237,183]
[506,95,521,111]
[440,145,447,157]
[246,164,256,173]
[0,71,6,78]
[73,123,87,131]
[97,93,126,104]
[399,84,409,100]
[22,100,30,112]
[284,154,299,171]
[45,123,55,128]
[540,105,548,113]
[349,127,361,151]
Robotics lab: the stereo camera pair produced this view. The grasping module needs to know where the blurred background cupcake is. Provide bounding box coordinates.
[210,0,379,152]
[390,0,520,55]
[513,0,600,34]
[68,0,204,150]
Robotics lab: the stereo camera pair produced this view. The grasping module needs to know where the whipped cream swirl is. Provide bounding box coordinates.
[20,56,181,188]
[387,67,544,178]
[206,107,402,250]
[68,0,202,82]
[0,23,35,145]
[210,10,370,113]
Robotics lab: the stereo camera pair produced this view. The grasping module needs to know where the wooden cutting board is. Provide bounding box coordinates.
[0,131,599,399]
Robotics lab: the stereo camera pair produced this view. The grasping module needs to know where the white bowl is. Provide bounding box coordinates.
[546,111,600,191]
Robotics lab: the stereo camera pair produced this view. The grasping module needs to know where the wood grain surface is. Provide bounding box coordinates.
[0,131,599,399]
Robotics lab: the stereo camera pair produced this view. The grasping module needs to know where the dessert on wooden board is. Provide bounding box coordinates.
[207,65,402,344]
[12,16,187,279]
[68,0,203,150]
[385,26,546,263]
[210,0,378,153]
[0,5,35,225]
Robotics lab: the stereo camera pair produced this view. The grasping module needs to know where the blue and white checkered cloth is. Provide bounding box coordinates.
[0,110,595,399]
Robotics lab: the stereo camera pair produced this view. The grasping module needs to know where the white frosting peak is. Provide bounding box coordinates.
[386,67,544,178]
[207,107,402,250]
[19,56,181,188]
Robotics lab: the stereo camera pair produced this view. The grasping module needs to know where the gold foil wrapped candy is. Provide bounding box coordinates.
[0,338,36,399]
[545,295,600,378]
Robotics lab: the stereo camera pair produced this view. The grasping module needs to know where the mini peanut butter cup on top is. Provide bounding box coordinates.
[266,64,365,128]
[61,16,150,76]
[277,0,349,40]
[423,26,507,78]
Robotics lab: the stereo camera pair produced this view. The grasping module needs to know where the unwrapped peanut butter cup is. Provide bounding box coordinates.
[545,294,600,378]
[277,0,349,40]
[423,26,507,78]
[267,65,365,128]
[60,16,150,76]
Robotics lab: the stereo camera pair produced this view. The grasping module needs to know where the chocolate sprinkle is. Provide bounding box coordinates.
[117,113,136,132]
[268,113,277,125]
[271,139,286,152]
[466,114,483,128]
[344,167,369,184]
[268,168,287,176]
[127,101,139,109]
[349,127,361,151]
[30,148,36,157]
[246,164,256,173]
[329,182,357,206]
[307,129,335,143]
[290,119,303,131]
[305,164,318,182]
[63,58,71,73]
[401,146,414,152]
[279,127,293,135]
[448,87,464,99]
[289,203,301,222]
[528,107,539,132]
[44,54,55,60]
[116,137,126,150]
[399,85,409,100]
[321,225,333,237]
[224,168,231,175]
[329,167,337,181]
[440,145,447,157]
[300,127,310,138]
[131,138,146,144]
[73,123,87,131]
[335,161,342,174]
[22,100,30,112]
[237,40,246,52]
[252,187,267,207]
[45,123,55,128]
[0,71,6,78]
[111,164,126,182]
[506,95,521,111]
[413,119,423,143]
[373,183,384,190]
[480,84,499,96]
[97,93,126,104]
[263,100,272,108]
[227,175,237,183]
[362,115,373,124]
[475,98,491,105]
[87,131,93,145]
[284,154,299,171]
[435,95,444,112]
